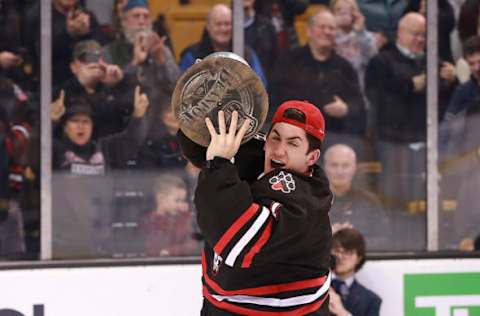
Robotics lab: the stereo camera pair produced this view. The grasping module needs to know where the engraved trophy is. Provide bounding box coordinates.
[171,52,269,147]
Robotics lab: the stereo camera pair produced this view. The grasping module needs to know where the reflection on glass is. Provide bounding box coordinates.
[439,35,480,251]
[0,1,40,260]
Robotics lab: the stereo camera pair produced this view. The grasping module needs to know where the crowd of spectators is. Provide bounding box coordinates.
[1,0,480,261]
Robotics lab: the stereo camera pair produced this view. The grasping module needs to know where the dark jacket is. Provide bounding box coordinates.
[333,279,382,316]
[366,45,426,142]
[54,78,134,140]
[244,13,279,80]
[366,44,455,143]
[272,46,366,135]
[50,5,101,88]
[255,0,309,49]
[186,130,333,315]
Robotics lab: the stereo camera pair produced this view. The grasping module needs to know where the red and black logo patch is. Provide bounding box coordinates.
[269,171,296,193]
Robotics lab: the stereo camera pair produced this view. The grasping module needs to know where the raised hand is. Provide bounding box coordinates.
[205,111,251,161]
[132,32,149,66]
[149,35,167,65]
[440,61,456,84]
[323,96,348,118]
[132,85,149,118]
[51,90,66,121]
[100,60,124,86]
[0,51,22,69]
[412,73,426,92]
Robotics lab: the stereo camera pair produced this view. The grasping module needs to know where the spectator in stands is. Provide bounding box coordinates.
[137,94,187,169]
[0,76,32,197]
[404,0,455,63]
[103,0,180,98]
[179,4,267,88]
[324,144,390,250]
[47,0,103,88]
[365,12,456,210]
[458,0,480,45]
[329,227,382,316]
[0,0,33,88]
[244,0,278,81]
[271,8,367,158]
[356,0,407,41]
[439,36,480,250]
[51,86,149,174]
[54,40,134,140]
[139,173,199,257]
[254,0,309,50]
[442,35,480,149]
[0,97,29,260]
[456,11,480,83]
[330,0,380,92]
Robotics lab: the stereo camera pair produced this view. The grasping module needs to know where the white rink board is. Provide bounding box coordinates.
[0,258,479,316]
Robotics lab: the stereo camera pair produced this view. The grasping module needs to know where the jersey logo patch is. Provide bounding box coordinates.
[269,171,296,193]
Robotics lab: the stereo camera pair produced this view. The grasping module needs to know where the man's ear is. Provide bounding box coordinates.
[70,61,78,75]
[307,149,321,166]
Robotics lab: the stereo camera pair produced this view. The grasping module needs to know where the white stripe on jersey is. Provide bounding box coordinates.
[225,206,270,267]
[212,272,331,307]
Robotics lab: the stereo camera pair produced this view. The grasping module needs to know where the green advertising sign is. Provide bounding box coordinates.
[405,272,480,316]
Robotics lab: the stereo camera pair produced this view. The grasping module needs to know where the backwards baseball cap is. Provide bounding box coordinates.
[123,0,149,12]
[72,40,102,62]
[272,100,325,141]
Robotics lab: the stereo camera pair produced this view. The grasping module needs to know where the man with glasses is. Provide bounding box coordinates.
[103,0,180,98]
[271,8,367,159]
[365,12,456,212]
[329,227,381,316]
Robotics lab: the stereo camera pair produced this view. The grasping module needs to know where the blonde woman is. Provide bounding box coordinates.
[330,0,385,91]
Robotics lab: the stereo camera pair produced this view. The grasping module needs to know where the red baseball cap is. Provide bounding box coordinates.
[272,100,326,141]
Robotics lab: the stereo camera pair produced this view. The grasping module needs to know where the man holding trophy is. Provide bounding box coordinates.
[174,53,333,315]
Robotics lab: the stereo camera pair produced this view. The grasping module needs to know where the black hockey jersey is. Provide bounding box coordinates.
[195,157,333,315]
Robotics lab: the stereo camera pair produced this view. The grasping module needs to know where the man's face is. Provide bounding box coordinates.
[397,19,426,55]
[264,122,319,174]
[157,187,189,215]
[64,114,93,146]
[206,6,232,48]
[122,7,151,35]
[332,246,361,276]
[324,146,356,190]
[307,12,337,52]
[70,53,105,85]
[466,52,480,81]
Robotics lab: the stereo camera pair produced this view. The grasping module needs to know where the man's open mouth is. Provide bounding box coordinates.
[271,159,285,169]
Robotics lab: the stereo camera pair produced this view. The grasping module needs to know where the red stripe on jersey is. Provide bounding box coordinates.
[203,286,328,315]
[213,203,260,254]
[241,218,273,268]
[202,253,328,296]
